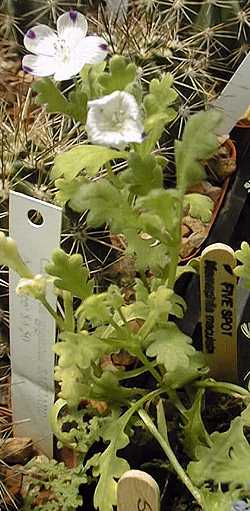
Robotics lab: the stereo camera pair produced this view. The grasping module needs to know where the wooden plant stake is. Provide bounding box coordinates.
[117,470,160,511]
[200,243,238,381]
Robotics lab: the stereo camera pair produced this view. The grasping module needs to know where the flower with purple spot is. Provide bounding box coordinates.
[22,10,108,81]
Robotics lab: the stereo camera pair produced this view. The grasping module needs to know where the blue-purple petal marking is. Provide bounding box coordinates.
[22,64,33,73]
[69,9,78,22]
[26,29,36,39]
[99,43,109,51]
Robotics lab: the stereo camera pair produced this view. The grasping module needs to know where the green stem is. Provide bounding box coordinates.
[117,362,158,381]
[63,291,74,332]
[194,379,250,398]
[39,296,64,330]
[135,348,162,384]
[138,408,202,506]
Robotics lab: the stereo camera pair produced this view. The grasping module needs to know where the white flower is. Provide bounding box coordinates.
[22,10,108,81]
[86,91,144,150]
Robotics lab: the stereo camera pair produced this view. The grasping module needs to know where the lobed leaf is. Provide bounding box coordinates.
[45,248,93,299]
[121,153,163,196]
[175,110,222,192]
[51,145,128,180]
[234,242,250,288]
[146,322,196,371]
[98,55,137,94]
[184,193,214,223]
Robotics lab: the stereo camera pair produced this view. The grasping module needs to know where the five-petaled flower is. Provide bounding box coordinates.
[86,91,144,150]
[22,10,109,81]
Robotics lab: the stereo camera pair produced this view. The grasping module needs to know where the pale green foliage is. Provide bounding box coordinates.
[22,457,85,511]
[182,389,211,459]
[98,55,137,94]
[188,405,250,488]
[87,409,134,511]
[45,249,94,299]
[121,153,163,196]
[52,145,128,180]
[33,79,88,123]
[146,323,196,371]
[1,61,246,511]
[234,242,250,288]
[49,399,104,453]
[184,193,214,223]
[175,110,222,192]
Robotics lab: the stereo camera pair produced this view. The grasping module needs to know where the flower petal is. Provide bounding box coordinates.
[24,25,57,56]
[75,36,109,65]
[22,54,56,77]
[57,11,88,44]
[53,56,85,81]
[53,36,108,80]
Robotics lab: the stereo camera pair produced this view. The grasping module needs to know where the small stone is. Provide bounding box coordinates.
[181,232,208,259]
[182,215,209,234]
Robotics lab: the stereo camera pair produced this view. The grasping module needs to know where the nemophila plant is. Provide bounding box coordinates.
[2,40,250,509]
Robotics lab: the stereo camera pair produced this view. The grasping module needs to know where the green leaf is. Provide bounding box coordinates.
[234,242,250,288]
[22,456,85,511]
[67,87,88,124]
[183,389,211,458]
[175,110,222,192]
[49,399,103,453]
[54,176,88,205]
[135,279,149,303]
[98,55,137,94]
[200,488,238,511]
[121,153,163,196]
[33,79,87,124]
[144,74,177,115]
[77,285,124,327]
[125,229,169,273]
[57,331,110,369]
[137,188,181,241]
[163,352,208,389]
[188,409,250,488]
[52,145,128,180]
[139,73,177,154]
[146,322,196,371]
[45,248,93,299]
[33,78,69,113]
[76,293,112,324]
[80,61,107,99]
[184,193,214,223]
[69,179,136,231]
[88,408,133,511]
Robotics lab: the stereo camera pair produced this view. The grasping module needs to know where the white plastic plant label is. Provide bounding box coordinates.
[9,191,62,456]
[213,52,250,135]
